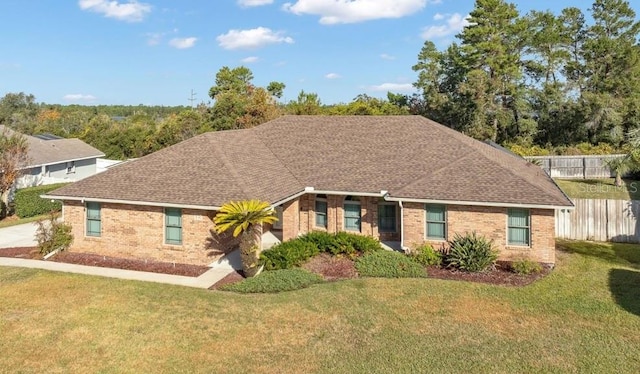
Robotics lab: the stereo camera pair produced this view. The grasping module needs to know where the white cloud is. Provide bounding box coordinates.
[169,37,197,49]
[368,83,414,92]
[380,53,396,60]
[217,27,294,50]
[420,13,470,40]
[63,94,97,102]
[325,73,341,79]
[283,0,427,25]
[78,0,151,22]
[237,0,273,7]
[241,56,259,63]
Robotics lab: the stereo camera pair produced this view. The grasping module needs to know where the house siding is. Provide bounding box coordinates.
[17,158,99,188]
[403,203,556,264]
[63,201,235,266]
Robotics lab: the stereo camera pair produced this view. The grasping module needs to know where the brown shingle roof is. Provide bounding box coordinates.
[48,115,572,208]
[0,125,105,167]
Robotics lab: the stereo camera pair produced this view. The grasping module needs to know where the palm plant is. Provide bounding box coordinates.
[605,156,631,187]
[213,200,278,277]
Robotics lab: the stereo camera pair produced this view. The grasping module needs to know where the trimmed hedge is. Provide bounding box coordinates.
[219,268,323,293]
[261,231,384,271]
[14,183,69,218]
[355,251,427,278]
[260,240,319,270]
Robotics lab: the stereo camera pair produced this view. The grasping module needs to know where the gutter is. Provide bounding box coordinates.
[383,196,573,211]
[22,154,106,170]
[41,195,220,211]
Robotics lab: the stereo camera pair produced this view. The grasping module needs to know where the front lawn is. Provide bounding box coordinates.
[1,240,639,373]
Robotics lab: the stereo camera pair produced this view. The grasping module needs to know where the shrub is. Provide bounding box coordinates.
[219,268,323,293]
[35,212,73,255]
[444,232,498,272]
[410,243,442,267]
[14,183,69,218]
[355,251,427,278]
[299,231,383,255]
[260,240,319,270]
[511,259,543,275]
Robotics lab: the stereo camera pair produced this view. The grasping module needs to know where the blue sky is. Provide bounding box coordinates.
[0,0,631,106]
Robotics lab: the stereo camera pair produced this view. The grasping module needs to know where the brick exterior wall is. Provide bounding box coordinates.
[284,196,556,264]
[63,201,237,266]
[404,203,556,264]
[62,195,556,266]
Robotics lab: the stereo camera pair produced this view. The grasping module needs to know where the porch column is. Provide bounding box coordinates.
[281,198,300,241]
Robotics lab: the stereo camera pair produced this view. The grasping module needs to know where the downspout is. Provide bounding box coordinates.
[398,200,407,252]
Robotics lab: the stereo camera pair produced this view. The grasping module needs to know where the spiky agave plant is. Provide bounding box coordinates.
[213,200,278,277]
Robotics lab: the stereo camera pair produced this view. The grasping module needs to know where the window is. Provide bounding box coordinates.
[66,161,75,174]
[508,208,530,246]
[315,195,328,228]
[165,208,182,245]
[378,203,396,232]
[343,196,361,232]
[86,202,101,237]
[425,204,446,240]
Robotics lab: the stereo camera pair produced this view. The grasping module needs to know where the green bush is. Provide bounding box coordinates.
[299,231,382,255]
[410,243,442,266]
[444,232,498,272]
[260,240,319,270]
[355,251,427,278]
[220,268,323,293]
[35,212,73,255]
[511,259,543,275]
[14,183,69,218]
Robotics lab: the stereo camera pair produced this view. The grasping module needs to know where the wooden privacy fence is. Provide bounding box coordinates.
[556,198,640,243]
[525,154,625,179]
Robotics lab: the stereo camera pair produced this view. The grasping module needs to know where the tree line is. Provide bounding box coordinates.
[0,0,638,161]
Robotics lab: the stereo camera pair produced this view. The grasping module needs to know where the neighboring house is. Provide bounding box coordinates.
[0,125,105,188]
[45,116,573,266]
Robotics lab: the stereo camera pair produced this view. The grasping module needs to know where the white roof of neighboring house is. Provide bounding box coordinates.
[0,125,105,168]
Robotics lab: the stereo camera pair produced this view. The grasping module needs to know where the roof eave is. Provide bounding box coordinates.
[43,195,220,211]
[22,154,106,169]
[383,195,574,210]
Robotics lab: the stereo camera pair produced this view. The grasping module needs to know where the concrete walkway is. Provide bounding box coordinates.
[0,222,38,248]
[0,249,241,289]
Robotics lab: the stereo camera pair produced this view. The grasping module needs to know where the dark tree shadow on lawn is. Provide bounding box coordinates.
[609,268,640,317]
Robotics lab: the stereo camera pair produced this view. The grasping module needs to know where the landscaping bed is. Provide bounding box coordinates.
[0,247,210,277]
[427,261,552,286]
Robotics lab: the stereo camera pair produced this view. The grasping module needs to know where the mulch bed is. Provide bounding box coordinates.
[0,247,42,259]
[0,247,210,277]
[209,271,245,290]
[51,252,210,277]
[426,262,552,287]
[301,253,358,281]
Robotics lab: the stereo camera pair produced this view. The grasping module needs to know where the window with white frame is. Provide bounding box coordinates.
[425,204,446,240]
[86,202,101,237]
[508,208,530,246]
[66,161,75,174]
[343,196,361,232]
[165,208,182,245]
[315,194,327,228]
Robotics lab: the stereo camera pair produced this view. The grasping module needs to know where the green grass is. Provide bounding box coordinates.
[0,214,48,229]
[1,240,640,373]
[355,250,428,278]
[221,268,324,293]
[555,178,640,200]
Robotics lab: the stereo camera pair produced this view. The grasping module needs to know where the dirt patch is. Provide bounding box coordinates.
[427,262,552,287]
[0,247,42,259]
[50,252,211,277]
[301,253,358,281]
[209,271,245,290]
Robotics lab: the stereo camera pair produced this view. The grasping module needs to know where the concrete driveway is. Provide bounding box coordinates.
[0,222,38,248]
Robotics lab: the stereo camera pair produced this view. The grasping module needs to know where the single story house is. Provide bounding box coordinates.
[0,125,105,188]
[45,116,573,266]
